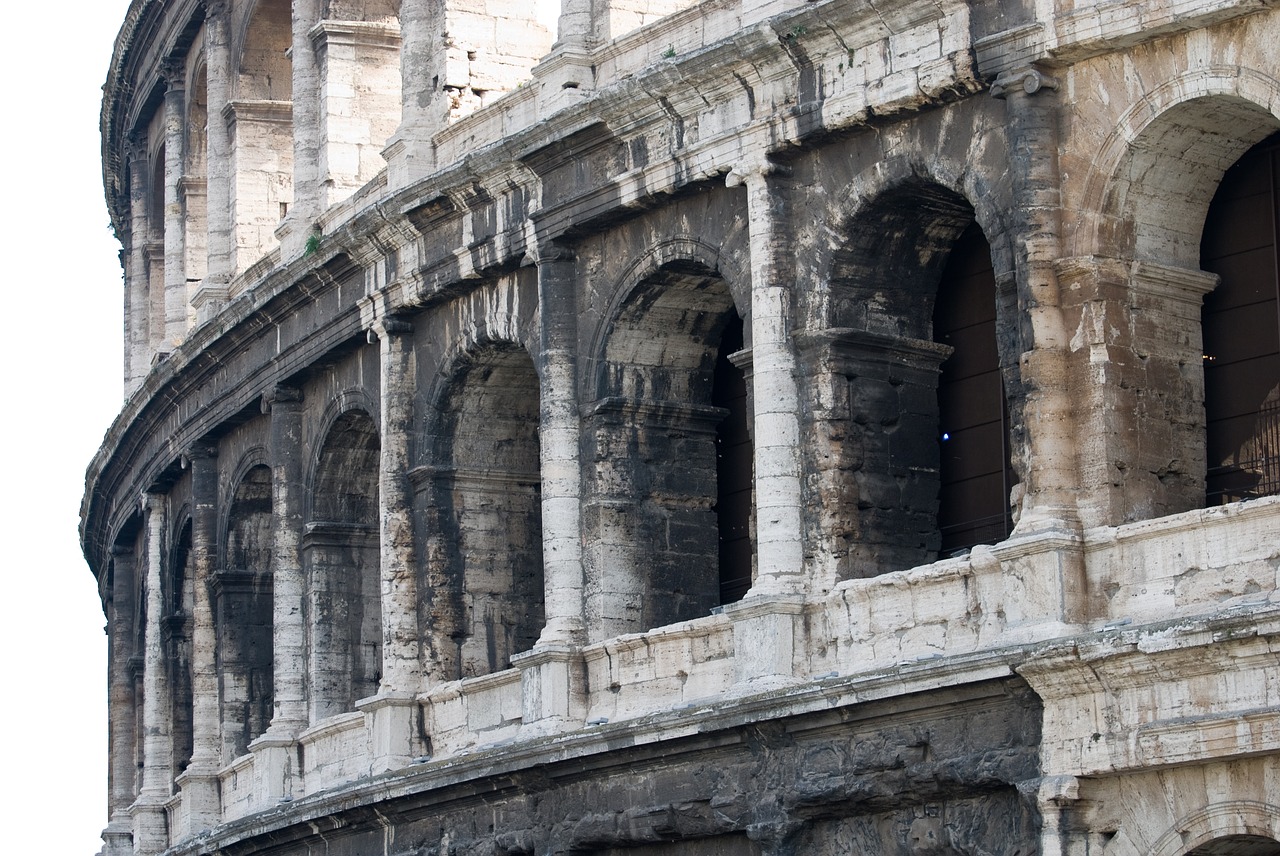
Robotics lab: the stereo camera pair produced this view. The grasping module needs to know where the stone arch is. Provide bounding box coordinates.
[306,404,381,719]
[216,458,274,759]
[584,248,750,640]
[812,178,1018,578]
[423,340,544,679]
[1077,69,1280,267]
[235,0,292,101]
[230,0,294,270]
[1150,801,1280,856]
[1200,131,1280,505]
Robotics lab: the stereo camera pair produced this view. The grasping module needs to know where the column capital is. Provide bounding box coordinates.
[203,0,231,20]
[160,56,187,90]
[373,315,414,339]
[725,156,791,188]
[261,385,304,413]
[183,441,219,464]
[990,67,1059,99]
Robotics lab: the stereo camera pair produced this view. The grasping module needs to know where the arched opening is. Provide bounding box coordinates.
[216,464,274,759]
[229,0,293,272]
[315,0,402,207]
[1200,131,1280,505]
[166,520,194,775]
[587,262,750,639]
[431,345,544,678]
[307,409,381,719]
[820,182,1014,576]
[934,223,1015,553]
[1185,835,1280,855]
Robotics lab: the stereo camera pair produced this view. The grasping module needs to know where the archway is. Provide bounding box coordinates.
[217,464,274,759]
[431,344,544,678]
[307,409,381,719]
[822,182,1015,575]
[1200,131,1280,504]
[587,261,750,639]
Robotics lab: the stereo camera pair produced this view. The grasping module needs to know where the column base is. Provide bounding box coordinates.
[513,645,587,737]
[356,692,421,773]
[174,760,222,836]
[100,810,133,856]
[247,729,302,802]
[128,792,170,856]
[725,594,808,688]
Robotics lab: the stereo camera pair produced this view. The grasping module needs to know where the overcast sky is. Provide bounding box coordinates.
[0,1,132,852]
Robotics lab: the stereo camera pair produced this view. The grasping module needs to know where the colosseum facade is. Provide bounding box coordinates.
[84,0,1280,853]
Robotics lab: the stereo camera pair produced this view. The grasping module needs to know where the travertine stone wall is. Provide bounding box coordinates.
[88,0,1280,854]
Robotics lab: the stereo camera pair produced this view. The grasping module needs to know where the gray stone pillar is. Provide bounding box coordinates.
[513,248,588,736]
[161,59,188,350]
[728,162,805,596]
[131,491,172,855]
[252,386,306,799]
[991,68,1079,534]
[196,0,232,322]
[376,317,420,692]
[385,0,444,188]
[280,0,322,261]
[102,546,138,856]
[361,317,421,772]
[535,250,585,646]
[178,445,221,830]
[125,139,152,394]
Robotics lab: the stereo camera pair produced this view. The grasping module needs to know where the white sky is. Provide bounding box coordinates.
[0,4,565,853]
[0,1,132,852]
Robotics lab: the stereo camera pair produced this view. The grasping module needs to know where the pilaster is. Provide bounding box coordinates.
[279,0,321,261]
[103,545,138,856]
[125,137,152,393]
[198,0,233,322]
[161,58,188,350]
[132,491,172,855]
[727,160,805,597]
[991,66,1081,537]
[375,316,422,694]
[264,386,307,736]
[180,444,221,831]
[533,245,586,647]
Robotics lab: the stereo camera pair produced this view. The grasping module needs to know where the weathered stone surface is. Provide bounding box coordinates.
[87,0,1280,854]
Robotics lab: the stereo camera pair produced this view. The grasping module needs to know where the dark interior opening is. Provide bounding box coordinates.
[934,222,1015,554]
[713,313,752,603]
[1201,131,1280,505]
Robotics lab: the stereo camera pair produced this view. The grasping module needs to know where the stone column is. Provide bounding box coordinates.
[102,546,138,856]
[385,0,444,188]
[176,445,221,830]
[514,247,588,735]
[721,160,808,688]
[280,0,322,261]
[360,317,421,772]
[534,249,585,646]
[161,59,189,350]
[991,68,1079,534]
[252,386,305,800]
[196,0,232,323]
[125,138,152,394]
[131,491,172,855]
[727,161,804,595]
